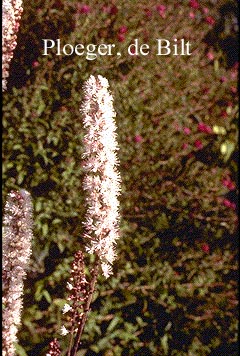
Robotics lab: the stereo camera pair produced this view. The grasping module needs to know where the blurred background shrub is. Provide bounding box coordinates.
[2,0,238,355]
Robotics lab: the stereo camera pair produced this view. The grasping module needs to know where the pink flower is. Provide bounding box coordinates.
[197,123,212,134]
[78,4,90,14]
[203,7,209,14]
[156,5,166,18]
[205,16,215,25]
[204,125,212,134]
[32,61,39,68]
[223,199,236,209]
[194,139,203,149]
[117,34,125,42]
[231,86,237,94]
[207,51,214,61]
[220,76,227,82]
[183,127,191,135]
[110,5,118,15]
[201,243,210,253]
[228,182,236,191]
[118,26,127,34]
[134,135,143,143]
[189,0,199,9]
[222,179,229,188]
[129,47,137,55]
[222,178,236,191]
[182,143,188,149]
[189,11,195,19]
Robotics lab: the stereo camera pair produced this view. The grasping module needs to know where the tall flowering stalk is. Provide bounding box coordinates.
[81,74,121,278]
[62,251,90,356]
[51,75,121,356]
[2,0,23,91]
[2,190,33,356]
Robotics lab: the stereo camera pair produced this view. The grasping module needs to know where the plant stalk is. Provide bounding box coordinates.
[70,257,99,356]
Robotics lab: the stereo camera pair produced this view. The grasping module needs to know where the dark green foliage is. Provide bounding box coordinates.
[2,0,238,355]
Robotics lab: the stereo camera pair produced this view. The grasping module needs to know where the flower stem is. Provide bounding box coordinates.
[70,257,100,356]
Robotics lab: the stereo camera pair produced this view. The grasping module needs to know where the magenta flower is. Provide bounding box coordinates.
[118,26,127,34]
[207,51,214,61]
[220,76,227,83]
[78,4,90,14]
[194,139,203,149]
[189,0,199,9]
[134,135,143,143]
[201,243,210,253]
[183,127,191,135]
[223,199,236,210]
[32,61,39,68]
[222,178,235,191]
[228,182,236,191]
[197,123,212,134]
[189,11,195,19]
[205,16,215,25]
[110,5,118,15]
[156,5,166,18]
[117,33,125,42]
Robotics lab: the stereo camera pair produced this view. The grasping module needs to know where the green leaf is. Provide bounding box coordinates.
[34,284,44,301]
[17,172,25,185]
[161,334,169,355]
[14,343,28,356]
[154,213,169,230]
[42,290,52,303]
[107,316,121,333]
[42,223,49,236]
[35,200,42,212]
[214,59,219,72]
[37,102,46,116]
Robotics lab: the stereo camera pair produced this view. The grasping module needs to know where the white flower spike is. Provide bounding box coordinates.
[81,75,121,278]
